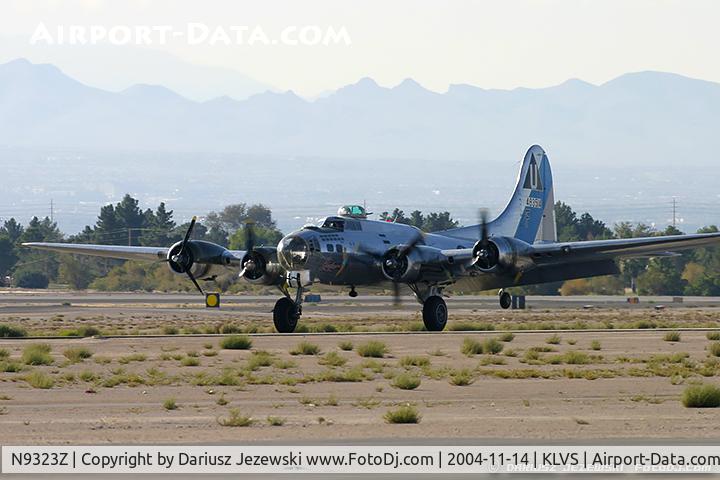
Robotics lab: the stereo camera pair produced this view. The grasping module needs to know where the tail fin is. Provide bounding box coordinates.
[491,145,556,243]
[435,145,556,244]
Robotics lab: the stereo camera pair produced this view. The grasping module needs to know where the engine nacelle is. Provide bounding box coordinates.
[472,236,535,273]
[240,248,283,285]
[166,240,237,280]
[381,245,446,283]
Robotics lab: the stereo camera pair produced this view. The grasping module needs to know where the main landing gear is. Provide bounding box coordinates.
[422,295,448,331]
[273,272,306,333]
[412,285,448,331]
[499,289,512,309]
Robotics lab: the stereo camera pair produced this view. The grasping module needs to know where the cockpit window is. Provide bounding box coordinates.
[321,218,345,231]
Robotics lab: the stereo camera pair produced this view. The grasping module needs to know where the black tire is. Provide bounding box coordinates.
[273,297,299,333]
[499,291,512,309]
[422,296,448,331]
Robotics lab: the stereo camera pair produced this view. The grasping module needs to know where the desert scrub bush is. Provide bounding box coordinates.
[267,416,285,426]
[498,332,515,342]
[448,322,495,331]
[483,338,504,354]
[384,405,421,424]
[26,370,54,389]
[118,353,147,364]
[319,351,347,367]
[21,344,53,366]
[663,331,681,342]
[354,396,381,409]
[59,326,100,337]
[290,341,321,356]
[567,339,577,345]
[162,326,179,335]
[707,332,720,341]
[546,334,562,345]
[0,324,27,337]
[79,370,96,382]
[392,373,421,390]
[0,348,9,359]
[551,351,590,365]
[202,350,218,357]
[220,335,252,350]
[529,345,556,353]
[478,356,506,366]
[461,338,483,356]
[218,408,254,427]
[246,351,274,370]
[356,341,387,358]
[180,356,200,367]
[399,356,430,368]
[709,343,720,357]
[681,384,720,408]
[449,368,475,386]
[273,359,297,370]
[590,340,602,351]
[338,340,354,351]
[63,347,93,363]
[1,361,22,373]
[163,398,177,410]
[316,367,365,382]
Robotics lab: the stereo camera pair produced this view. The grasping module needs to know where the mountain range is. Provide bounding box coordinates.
[1,58,719,166]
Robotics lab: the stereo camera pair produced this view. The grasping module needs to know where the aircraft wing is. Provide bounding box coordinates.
[23,242,248,264]
[530,232,720,264]
[22,242,171,262]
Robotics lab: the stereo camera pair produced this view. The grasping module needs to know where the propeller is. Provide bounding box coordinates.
[472,209,499,270]
[383,229,425,306]
[238,221,259,278]
[168,216,204,295]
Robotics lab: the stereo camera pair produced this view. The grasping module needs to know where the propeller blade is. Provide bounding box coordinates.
[398,230,425,257]
[181,216,197,249]
[479,209,489,247]
[244,220,256,251]
[186,269,204,295]
[392,281,401,307]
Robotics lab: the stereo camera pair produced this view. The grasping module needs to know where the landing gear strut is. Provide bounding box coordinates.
[499,289,512,309]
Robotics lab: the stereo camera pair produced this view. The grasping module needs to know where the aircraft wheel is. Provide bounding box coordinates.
[273,297,299,333]
[499,291,512,309]
[422,296,448,332]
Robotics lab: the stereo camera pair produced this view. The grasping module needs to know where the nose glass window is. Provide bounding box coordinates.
[279,236,309,269]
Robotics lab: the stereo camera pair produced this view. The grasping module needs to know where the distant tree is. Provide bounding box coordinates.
[114,194,145,246]
[0,218,24,243]
[0,235,17,277]
[94,204,123,245]
[408,210,424,228]
[58,255,95,289]
[228,225,284,250]
[14,269,49,289]
[140,202,176,246]
[246,204,276,229]
[554,202,613,241]
[423,211,458,231]
[554,201,580,241]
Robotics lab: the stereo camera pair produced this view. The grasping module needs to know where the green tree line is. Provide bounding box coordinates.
[1,197,718,295]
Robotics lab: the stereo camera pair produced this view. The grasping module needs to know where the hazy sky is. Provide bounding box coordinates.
[1,0,719,97]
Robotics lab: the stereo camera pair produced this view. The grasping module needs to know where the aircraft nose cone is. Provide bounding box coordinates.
[278,235,310,270]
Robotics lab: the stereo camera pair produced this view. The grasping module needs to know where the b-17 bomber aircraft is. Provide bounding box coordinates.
[24,145,720,333]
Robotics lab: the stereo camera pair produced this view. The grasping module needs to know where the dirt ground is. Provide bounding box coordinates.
[1,294,720,444]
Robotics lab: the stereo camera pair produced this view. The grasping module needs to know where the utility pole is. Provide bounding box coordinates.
[672,197,676,228]
[50,199,54,222]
